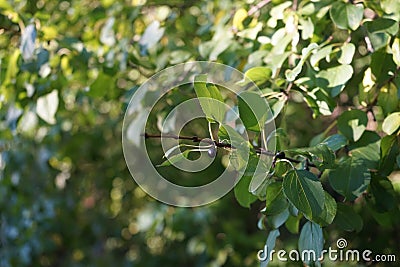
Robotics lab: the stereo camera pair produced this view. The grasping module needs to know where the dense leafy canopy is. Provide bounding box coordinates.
[1,0,400,266]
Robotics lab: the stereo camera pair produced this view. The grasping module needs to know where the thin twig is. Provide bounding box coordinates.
[142,133,232,148]
[248,0,271,16]
[143,133,317,167]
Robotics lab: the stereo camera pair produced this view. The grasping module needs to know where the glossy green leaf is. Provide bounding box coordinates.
[337,110,368,142]
[371,50,396,85]
[350,140,380,170]
[298,221,323,266]
[234,176,258,208]
[310,44,333,70]
[333,203,363,232]
[316,64,353,97]
[321,134,347,151]
[237,91,270,132]
[329,157,371,201]
[194,75,225,123]
[338,43,355,65]
[365,18,399,36]
[283,170,325,220]
[382,112,400,135]
[266,208,290,229]
[314,192,337,226]
[289,144,336,170]
[330,2,364,31]
[242,66,272,86]
[263,182,288,215]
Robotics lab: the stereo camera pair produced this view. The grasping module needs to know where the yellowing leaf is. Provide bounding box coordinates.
[233,8,247,30]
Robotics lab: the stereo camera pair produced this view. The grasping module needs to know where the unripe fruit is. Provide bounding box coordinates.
[207,146,217,158]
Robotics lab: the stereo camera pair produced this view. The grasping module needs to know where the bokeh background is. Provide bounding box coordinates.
[1,0,399,266]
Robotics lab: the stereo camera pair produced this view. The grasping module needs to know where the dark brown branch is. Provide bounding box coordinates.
[143,133,317,168]
[142,133,232,148]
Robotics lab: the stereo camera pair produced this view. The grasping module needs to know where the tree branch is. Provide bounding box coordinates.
[143,132,317,168]
[248,0,271,16]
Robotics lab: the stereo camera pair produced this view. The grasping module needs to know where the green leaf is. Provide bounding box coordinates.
[337,110,368,142]
[350,140,380,170]
[365,18,399,36]
[314,192,337,226]
[310,45,333,70]
[89,72,114,97]
[266,208,290,229]
[397,154,400,168]
[286,43,318,82]
[250,172,274,200]
[268,94,287,121]
[371,50,396,85]
[237,91,270,132]
[36,90,59,125]
[300,17,314,40]
[392,38,400,67]
[260,229,280,267]
[289,144,336,170]
[379,135,399,176]
[382,112,400,135]
[369,174,396,212]
[263,182,288,216]
[242,67,272,86]
[304,88,336,117]
[193,75,225,123]
[157,149,191,167]
[378,83,398,116]
[274,159,292,178]
[285,215,300,234]
[234,176,258,208]
[330,1,364,31]
[283,170,325,220]
[328,157,371,201]
[218,124,250,171]
[321,134,347,151]
[298,221,323,266]
[333,203,363,232]
[316,64,353,97]
[338,43,355,65]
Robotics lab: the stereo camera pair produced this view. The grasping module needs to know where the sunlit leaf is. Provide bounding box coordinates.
[36,90,59,125]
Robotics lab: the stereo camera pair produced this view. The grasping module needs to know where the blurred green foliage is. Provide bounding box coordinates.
[0,0,400,266]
